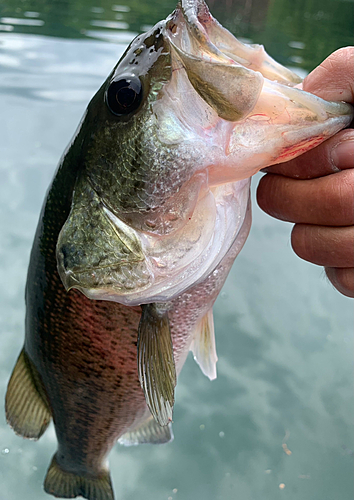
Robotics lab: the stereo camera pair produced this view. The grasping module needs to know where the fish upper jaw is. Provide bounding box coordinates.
[176,0,301,85]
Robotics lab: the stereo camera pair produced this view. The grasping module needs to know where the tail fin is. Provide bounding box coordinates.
[44,453,114,500]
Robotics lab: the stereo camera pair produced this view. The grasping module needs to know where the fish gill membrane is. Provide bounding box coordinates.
[5,1,353,500]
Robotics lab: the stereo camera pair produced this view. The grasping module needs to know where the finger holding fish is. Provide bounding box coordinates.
[257,169,354,226]
[257,47,354,297]
[325,267,354,298]
[290,225,354,268]
[302,46,354,104]
[261,47,353,179]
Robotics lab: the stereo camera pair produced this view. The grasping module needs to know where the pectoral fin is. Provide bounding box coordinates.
[137,304,176,427]
[190,308,218,381]
[118,416,174,446]
[5,348,52,439]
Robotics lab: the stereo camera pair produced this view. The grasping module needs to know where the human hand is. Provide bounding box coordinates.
[257,47,354,298]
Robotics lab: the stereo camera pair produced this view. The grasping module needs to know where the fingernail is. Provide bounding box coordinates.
[331,138,354,170]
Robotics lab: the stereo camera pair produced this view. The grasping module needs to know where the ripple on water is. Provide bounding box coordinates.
[0,17,45,27]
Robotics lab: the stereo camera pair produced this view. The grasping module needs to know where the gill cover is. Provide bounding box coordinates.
[56,179,150,294]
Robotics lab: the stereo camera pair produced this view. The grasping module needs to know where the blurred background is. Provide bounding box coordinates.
[0,1,353,500]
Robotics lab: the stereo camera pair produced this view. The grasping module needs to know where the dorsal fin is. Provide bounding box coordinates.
[5,348,52,439]
[118,417,174,446]
[190,308,218,380]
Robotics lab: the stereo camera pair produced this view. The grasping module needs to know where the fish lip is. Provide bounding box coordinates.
[165,4,234,66]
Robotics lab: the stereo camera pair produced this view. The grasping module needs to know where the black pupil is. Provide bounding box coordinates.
[106,77,142,116]
[117,87,136,108]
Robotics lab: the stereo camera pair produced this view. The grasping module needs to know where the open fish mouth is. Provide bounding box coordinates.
[163,0,352,182]
[171,0,303,86]
[56,0,353,306]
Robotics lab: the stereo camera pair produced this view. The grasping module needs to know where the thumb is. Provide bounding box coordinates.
[302,47,354,103]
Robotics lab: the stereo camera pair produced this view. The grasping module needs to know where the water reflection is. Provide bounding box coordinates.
[0,0,353,69]
[1,16,45,26]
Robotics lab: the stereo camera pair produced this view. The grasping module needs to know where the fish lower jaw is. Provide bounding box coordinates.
[270,113,354,165]
[213,110,354,182]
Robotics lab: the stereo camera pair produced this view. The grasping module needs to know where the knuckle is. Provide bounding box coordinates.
[321,170,354,224]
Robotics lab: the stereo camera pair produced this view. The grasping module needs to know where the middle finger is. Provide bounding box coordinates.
[257,170,354,226]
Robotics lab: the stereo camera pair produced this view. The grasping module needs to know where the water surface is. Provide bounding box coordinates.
[0,1,353,500]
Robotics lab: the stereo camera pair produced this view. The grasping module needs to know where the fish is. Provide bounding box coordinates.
[5,1,353,500]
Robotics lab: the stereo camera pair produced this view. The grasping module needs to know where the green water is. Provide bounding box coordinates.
[0,1,353,500]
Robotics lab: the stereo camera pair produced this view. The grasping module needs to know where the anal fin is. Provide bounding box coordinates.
[118,416,174,446]
[44,453,114,500]
[137,303,176,427]
[5,348,52,439]
[190,308,218,380]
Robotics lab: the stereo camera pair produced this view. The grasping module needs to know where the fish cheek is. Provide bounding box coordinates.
[55,178,151,296]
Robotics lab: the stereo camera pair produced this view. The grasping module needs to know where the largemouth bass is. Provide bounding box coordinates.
[5,1,353,499]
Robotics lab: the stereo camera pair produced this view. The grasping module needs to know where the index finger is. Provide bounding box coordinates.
[303,47,354,103]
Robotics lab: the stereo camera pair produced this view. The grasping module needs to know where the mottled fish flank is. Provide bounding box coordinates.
[5,1,353,499]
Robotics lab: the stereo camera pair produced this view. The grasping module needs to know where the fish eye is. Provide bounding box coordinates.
[106,76,143,116]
